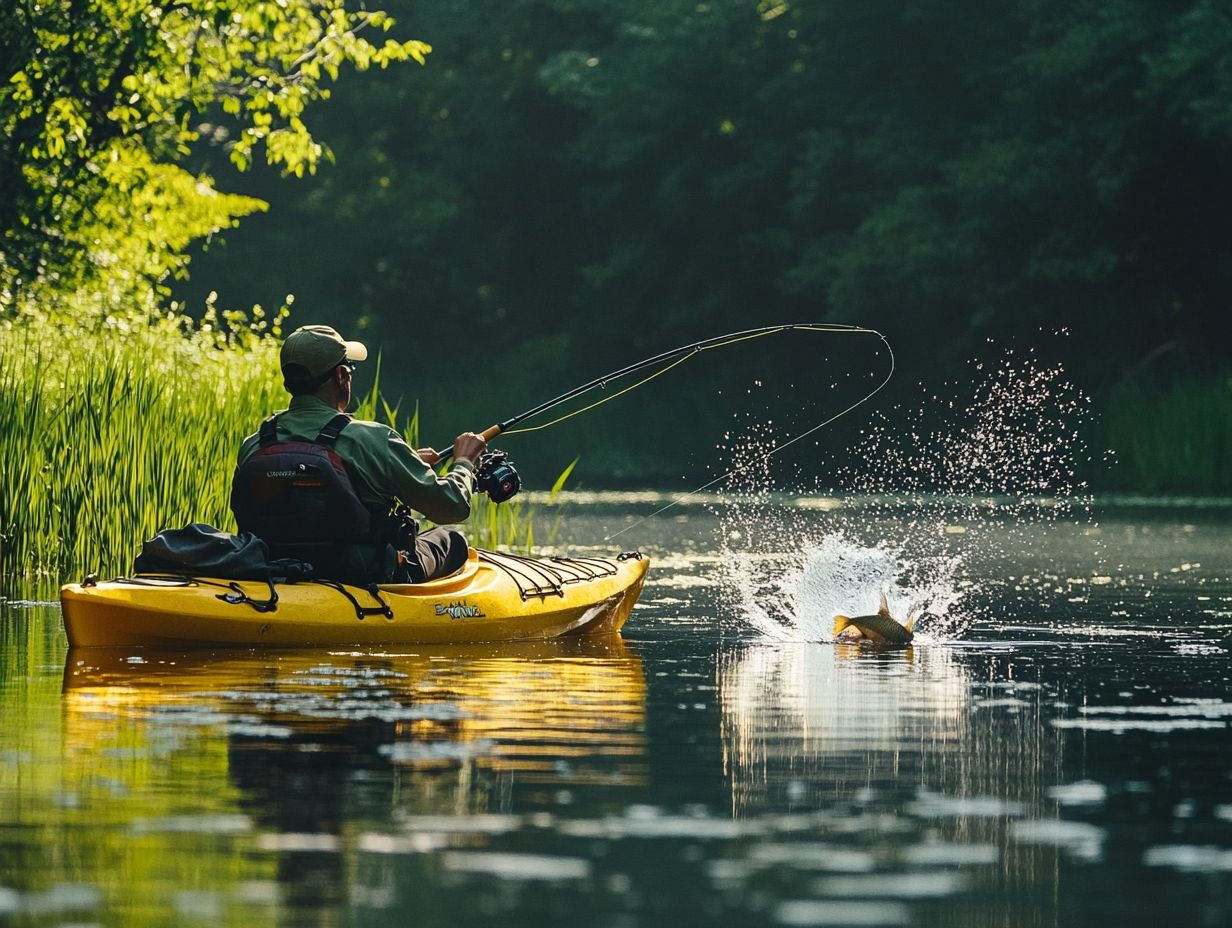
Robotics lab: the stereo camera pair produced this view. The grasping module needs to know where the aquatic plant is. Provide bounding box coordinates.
[1101,376,1232,495]
[0,307,562,584]
[0,304,285,581]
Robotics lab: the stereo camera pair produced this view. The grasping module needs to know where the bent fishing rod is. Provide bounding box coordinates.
[436,322,892,468]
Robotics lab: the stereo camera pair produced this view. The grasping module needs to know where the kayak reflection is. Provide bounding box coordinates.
[63,638,648,804]
[59,639,644,919]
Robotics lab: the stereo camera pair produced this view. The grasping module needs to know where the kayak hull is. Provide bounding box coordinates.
[61,550,648,648]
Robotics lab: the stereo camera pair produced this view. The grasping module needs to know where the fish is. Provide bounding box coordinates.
[833,593,914,644]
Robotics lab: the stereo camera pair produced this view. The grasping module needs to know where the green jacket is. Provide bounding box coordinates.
[236,395,475,525]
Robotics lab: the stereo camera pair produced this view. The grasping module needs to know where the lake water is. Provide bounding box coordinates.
[2,495,1230,927]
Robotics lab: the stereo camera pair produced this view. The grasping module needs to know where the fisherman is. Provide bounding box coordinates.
[230,324,487,584]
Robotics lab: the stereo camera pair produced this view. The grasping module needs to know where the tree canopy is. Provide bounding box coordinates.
[0,0,426,312]
[179,0,1232,393]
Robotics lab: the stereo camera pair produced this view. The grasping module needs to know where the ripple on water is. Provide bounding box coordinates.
[395,814,524,835]
[174,889,225,921]
[1143,845,1232,872]
[129,814,253,835]
[899,843,1000,866]
[810,872,969,898]
[0,884,102,917]
[1046,780,1107,806]
[1048,700,1232,733]
[908,789,1025,818]
[1053,718,1228,733]
[441,852,591,881]
[357,832,451,855]
[747,844,878,873]
[378,739,497,763]
[255,833,341,853]
[774,900,911,926]
[1010,819,1106,861]
[558,813,754,841]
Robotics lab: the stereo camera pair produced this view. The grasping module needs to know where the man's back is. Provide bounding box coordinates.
[236,394,475,526]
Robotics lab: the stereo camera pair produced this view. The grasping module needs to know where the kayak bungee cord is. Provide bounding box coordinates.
[435,323,894,534]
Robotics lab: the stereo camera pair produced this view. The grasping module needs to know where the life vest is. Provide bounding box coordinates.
[230,413,373,551]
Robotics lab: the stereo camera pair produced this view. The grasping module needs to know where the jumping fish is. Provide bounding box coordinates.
[833,593,914,644]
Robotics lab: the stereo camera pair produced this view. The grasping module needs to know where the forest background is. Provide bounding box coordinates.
[2,0,1231,578]
[180,0,1232,491]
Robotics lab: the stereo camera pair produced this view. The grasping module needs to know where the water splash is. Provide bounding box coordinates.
[722,534,966,642]
[715,345,1095,641]
[833,346,1093,504]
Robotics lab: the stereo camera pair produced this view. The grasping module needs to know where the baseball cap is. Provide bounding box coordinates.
[280,325,368,379]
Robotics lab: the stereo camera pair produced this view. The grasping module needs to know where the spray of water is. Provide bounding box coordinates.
[726,534,965,642]
[715,344,1095,643]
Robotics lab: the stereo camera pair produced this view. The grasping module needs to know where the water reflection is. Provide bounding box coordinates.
[4,504,1231,926]
[721,642,982,811]
[64,638,648,802]
[51,641,646,922]
[718,642,1067,928]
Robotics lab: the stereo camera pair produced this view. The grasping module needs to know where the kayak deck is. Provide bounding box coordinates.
[61,549,649,648]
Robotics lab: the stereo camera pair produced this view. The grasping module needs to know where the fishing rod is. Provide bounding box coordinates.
[439,322,885,458]
[436,323,894,518]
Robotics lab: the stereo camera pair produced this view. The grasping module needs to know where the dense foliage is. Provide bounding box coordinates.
[0,1,435,580]
[181,0,1232,397]
[0,0,427,310]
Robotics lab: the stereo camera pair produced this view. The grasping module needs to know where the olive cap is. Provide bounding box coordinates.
[280,325,368,378]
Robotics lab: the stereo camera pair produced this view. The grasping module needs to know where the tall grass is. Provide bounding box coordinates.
[1,310,286,582]
[1101,375,1232,494]
[1,312,562,585]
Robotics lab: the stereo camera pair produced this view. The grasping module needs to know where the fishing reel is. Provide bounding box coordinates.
[475,449,521,503]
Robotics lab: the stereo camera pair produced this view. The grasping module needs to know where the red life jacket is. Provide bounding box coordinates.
[230,413,373,550]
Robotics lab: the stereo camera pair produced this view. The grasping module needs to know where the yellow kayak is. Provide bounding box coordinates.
[61,549,648,648]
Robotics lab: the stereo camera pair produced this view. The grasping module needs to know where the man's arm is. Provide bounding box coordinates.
[343,422,488,524]
[379,431,477,524]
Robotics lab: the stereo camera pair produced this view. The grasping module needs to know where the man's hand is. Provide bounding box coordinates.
[416,447,441,465]
[451,432,487,465]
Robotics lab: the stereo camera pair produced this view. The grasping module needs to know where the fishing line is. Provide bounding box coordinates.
[603,327,894,541]
[437,323,893,537]
[439,324,877,459]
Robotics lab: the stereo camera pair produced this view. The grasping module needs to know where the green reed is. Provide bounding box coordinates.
[1,316,561,584]
[0,312,286,581]
[1102,375,1232,494]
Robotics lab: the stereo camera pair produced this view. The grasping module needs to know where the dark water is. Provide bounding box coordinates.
[2,497,1231,927]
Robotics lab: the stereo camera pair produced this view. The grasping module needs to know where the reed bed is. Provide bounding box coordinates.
[1,314,555,584]
[1102,376,1232,494]
[1,313,285,581]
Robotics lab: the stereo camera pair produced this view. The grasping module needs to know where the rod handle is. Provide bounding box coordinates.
[432,424,503,466]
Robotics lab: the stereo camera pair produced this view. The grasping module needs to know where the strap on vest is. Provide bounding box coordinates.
[315,414,352,447]
[257,413,351,449]
[258,415,279,448]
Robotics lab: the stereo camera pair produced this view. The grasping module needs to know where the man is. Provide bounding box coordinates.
[231,324,486,584]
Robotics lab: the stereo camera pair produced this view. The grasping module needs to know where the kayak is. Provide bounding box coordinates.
[60,548,648,648]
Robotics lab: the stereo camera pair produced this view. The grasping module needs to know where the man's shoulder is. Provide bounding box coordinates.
[339,417,410,450]
[342,416,400,438]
